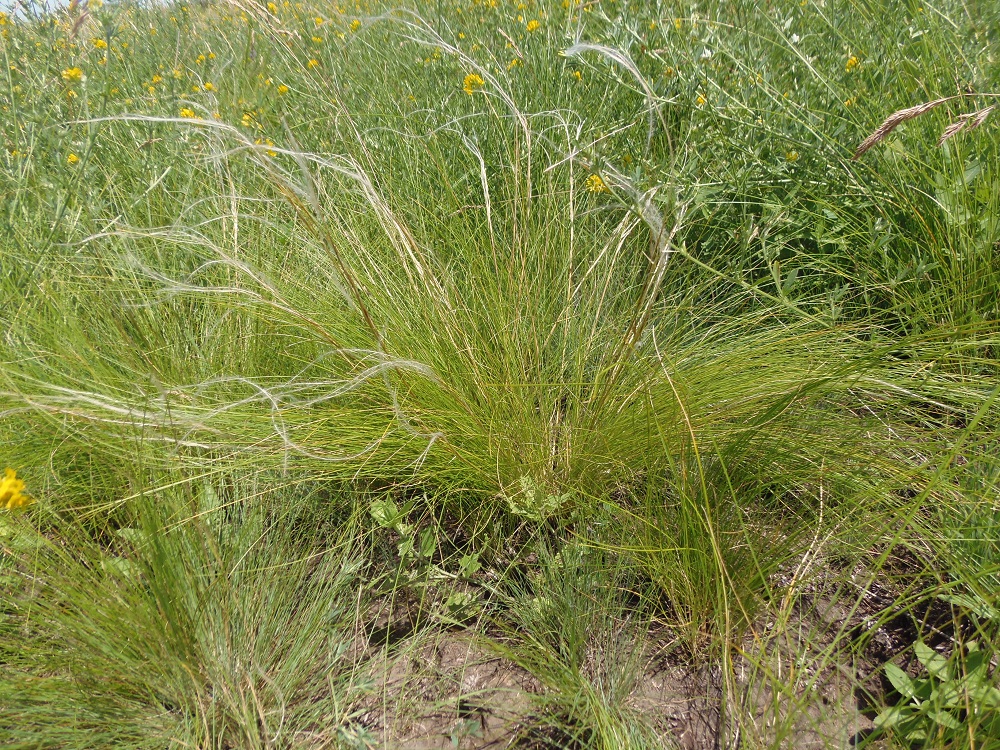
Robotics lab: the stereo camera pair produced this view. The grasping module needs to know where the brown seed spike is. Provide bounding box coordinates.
[852,96,956,160]
[967,105,995,131]
[938,118,969,146]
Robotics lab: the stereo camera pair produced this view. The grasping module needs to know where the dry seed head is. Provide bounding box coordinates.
[938,116,972,146]
[852,96,955,160]
[966,105,995,131]
[938,105,996,145]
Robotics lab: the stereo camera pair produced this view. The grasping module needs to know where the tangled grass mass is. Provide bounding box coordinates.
[2,0,1000,747]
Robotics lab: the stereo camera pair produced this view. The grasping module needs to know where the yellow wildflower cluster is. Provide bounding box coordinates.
[179,107,198,118]
[350,18,361,32]
[93,37,107,49]
[241,110,263,128]
[255,137,277,157]
[526,19,540,32]
[463,72,484,94]
[61,66,83,81]
[785,150,799,162]
[845,55,859,72]
[0,469,31,510]
[585,174,609,193]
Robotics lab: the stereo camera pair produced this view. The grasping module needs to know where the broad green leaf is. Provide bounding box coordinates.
[928,708,962,730]
[914,641,951,681]
[940,593,1000,621]
[874,705,913,729]
[370,498,399,528]
[418,527,436,558]
[885,663,917,699]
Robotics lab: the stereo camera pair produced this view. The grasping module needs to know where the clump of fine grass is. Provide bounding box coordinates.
[1,481,374,749]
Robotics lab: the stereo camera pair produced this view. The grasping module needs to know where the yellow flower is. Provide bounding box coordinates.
[0,469,30,510]
[179,107,198,118]
[267,1,277,12]
[93,38,108,49]
[312,35,323,43]
[695,93,707,106]
[277,83,289,94]
[572,69,581,81]
[208,52,215,59]
[785,150,799,162]
[463,72,484,94]
[307,58,319,68]
[350,18,361,31]
[458,32,465,39]
[151,74,163,84]
[204,82,215,91]
[585,174,609,193]
[256,138,277,157]
[526,19,540,32]
[315,16,323,25]
[66,153,79,165]
[66,89,77,99]
[844,96,856,107]
[507,57,521,70]
[61,66,83,81]
[147,85,155,94]
[196,53,206,64]
[674,17,682,30]
[845,55,859,72]
[191,84,201,92]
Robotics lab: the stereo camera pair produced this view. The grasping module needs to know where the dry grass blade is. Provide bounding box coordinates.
[852,96,956,160]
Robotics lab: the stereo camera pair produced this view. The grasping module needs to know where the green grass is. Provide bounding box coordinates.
[2,0,1000,747]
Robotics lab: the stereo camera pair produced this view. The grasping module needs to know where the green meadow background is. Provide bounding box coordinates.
[2,0,1000,747]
